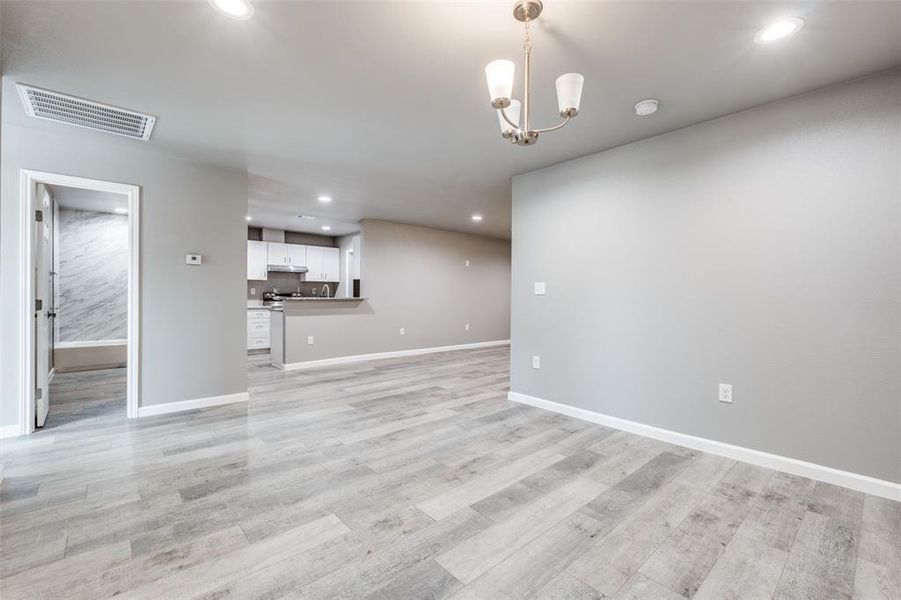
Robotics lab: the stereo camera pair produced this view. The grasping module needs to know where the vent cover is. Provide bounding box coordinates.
[17,83,156,141]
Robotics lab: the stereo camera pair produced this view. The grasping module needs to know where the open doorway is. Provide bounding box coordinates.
[19,171,139,434]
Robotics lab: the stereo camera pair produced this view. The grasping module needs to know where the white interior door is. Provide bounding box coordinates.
[33,185,52,427]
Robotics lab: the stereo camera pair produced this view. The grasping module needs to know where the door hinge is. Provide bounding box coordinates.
[35,298,43,311]
[35,388,43,400]
[34,209,43,222]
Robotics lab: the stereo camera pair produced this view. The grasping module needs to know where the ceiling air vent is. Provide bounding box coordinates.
[17,83,156,141]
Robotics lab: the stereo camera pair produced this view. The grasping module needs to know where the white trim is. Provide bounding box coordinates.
[55,339,127,349]
[508,391,901,502]
[137,392,249,418]
[18,170,141,434]
[279,340,511,371]
[0,425,22,440]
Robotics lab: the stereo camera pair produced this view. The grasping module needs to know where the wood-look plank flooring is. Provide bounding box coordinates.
[1,347,898,599]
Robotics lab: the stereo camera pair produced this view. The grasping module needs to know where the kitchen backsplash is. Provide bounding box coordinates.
[247,272,339,299]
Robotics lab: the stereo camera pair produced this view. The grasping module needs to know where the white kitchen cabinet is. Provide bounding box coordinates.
[267,242,289,266]
[247,241,268,280]
[286,244,306,267]
[305,246,323,281]
[304,246,340,282]
[247,309,270,350]
[323,247,340,281]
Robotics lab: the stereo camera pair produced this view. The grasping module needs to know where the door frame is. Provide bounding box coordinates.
[19,170,141,434]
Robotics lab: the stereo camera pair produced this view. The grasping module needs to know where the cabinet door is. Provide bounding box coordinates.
[286,244,307,267]
[305,246,324,281]
[323,247,340,281]
[247,241,268,280]
[267,242,289,266]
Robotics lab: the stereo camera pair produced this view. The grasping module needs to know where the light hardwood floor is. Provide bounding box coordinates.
[1,347,898,599]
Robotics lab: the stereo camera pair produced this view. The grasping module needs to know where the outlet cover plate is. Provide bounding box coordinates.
[719,383,733,403]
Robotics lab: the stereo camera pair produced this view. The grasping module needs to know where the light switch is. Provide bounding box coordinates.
[534,282,546,295]
[465,260,470,267]
[186,254,202,265]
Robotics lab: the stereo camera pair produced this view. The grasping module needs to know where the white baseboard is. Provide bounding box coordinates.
[55,339,127,349]
[279,340,511,371]
[0,425,21,440]
[508,391,901,502]
[137,391,249,418]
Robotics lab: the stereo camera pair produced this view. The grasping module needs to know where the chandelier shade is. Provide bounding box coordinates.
[555,73,584,117]
[485,60,515,108]
[496,99,521,136]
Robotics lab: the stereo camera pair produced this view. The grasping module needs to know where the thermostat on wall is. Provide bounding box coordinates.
[186,254,203,265]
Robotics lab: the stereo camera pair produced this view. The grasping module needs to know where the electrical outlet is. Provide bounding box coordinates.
[532,355,541,369]
[465,323,470,331]
[399,327,405,336]
[307,336,314,345]
[465,260,470,267]
[250,287,256,296]
[534,282,546,295]
[719,383,733,404]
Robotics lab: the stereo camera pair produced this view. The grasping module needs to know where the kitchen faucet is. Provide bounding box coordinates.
[321,284,330,298]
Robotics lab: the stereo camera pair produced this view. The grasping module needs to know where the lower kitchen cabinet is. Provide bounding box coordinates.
[247,308,270,350]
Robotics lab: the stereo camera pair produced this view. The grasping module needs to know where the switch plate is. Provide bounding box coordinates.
[465,260,470,267]
[534,282,546,295]
[465,323,470,331]
[185,254,202,265]
[399,327,405,336]
[307,336,314,345]
[719,383,733,404]
[532,355,541,369]
[250,288,256,296]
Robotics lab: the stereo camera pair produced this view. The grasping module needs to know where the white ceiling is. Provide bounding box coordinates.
[48,185,128,214]
[3,1,900,239]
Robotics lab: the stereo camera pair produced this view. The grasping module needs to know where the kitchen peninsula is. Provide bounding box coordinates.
[270,296,368,369]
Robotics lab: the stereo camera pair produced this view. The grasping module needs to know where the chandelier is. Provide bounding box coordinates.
[484,1,584,146]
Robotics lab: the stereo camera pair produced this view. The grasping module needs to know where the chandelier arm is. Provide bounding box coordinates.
[531,116,571,134]
[499,106,521,130]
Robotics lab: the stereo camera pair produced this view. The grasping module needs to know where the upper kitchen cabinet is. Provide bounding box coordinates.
[286,244,307,268]
[323,247,340,281]
[305,246,340,282]
[267,242,289,266]
[247,241,268,280]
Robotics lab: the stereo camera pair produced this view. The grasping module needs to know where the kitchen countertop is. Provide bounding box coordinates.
[278,297,365,302]
[248,298,365,309]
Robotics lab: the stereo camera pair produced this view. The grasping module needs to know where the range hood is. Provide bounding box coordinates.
[267,264,308,273]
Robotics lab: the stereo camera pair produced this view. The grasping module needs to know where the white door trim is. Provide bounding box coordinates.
[19,170,141,435]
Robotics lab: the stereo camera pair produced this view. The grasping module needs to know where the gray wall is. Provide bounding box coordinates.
[1,115,248,423]
[280,219,511,363]
[511,70,901,483]
[57,208,128,342]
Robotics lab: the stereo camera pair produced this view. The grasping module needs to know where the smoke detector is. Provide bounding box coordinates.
[17,83,157,141]
[634,99,660,116]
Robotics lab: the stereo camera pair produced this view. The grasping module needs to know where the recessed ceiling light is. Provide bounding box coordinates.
[471,214,483,222]
[318,195,332,203]
[245,215,252,221]
[209,0,254,20]
[321,225,332,231]
[634,99,659,116]
[754,18,804,44]
[114,207,128,214]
